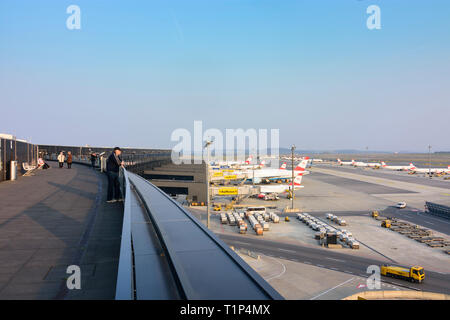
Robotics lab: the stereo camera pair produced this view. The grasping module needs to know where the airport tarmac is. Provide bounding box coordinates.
[315,163,450,189]
[187,164,450,296]
[236,251,405,300]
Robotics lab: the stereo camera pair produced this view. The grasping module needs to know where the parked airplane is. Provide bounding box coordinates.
[352,160,368,167]
[243,158,310,183]
[409,164,450,174]
[381,162,414,171]
[215,155,253,166]
[258,174,304,195]
[351,160,381,168]
[239,160,266,170]
[337,158,353,166]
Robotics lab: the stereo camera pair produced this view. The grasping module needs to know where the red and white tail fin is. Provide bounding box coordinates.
[447,165,450,169]
[409,163,415,169]
[351,159,355,165]
[289,175,303,186]
[294,157,309,172]
[259,160,266,168]
[337,158,342,164]
[280,162,287,170]
[245,155,252,164]
[381,161,387,167]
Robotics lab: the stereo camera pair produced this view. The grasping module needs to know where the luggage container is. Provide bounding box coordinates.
[349,240,360,249]
[270,213,280,223]
[326,233,338,245]
[220,213,227,224]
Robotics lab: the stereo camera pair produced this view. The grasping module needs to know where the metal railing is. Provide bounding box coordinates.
[425,201,450,220]
[117,169,283,300]
[115,168,134,299]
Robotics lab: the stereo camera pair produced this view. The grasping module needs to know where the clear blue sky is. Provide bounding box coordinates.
[1,1,449,152]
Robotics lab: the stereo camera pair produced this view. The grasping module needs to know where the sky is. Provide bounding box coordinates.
[1,0,449,152]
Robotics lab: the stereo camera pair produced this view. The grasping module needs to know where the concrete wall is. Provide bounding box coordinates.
[143,163,208,203]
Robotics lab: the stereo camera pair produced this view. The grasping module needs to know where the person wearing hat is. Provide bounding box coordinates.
[106,147,124,203]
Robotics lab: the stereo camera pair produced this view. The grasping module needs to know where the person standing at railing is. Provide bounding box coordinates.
[67,151,73,169]
[106,147,124,203]
[57,152,65,168]
[90,152,97,169]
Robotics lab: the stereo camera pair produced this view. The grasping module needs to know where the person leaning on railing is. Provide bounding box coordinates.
[106,147,125,203]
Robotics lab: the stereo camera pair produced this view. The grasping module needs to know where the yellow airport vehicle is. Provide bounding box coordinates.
[381,219,391,228]
[371,210,379,218]
[285,216,290,222]
[380,265,425,283]
[213,204,222,211]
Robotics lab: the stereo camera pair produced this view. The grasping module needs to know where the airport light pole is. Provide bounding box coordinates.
[291,145,295,210]
[428,145,432,179]
[204,140,213,229]
[366,146,369,164]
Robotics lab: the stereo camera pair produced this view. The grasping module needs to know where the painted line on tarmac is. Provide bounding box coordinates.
[278,248,296,253]
[265,257,287,281]
[381,280,421,291]
[417,212,450,226]
[231,240,251,246]
[325,257,346,263]
[309,277,355,300]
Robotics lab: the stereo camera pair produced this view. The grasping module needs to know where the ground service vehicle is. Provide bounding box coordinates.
[264,193,279,201]
[372,211,379,218]
[396,202,407,209]
[380,265,425,283]
[381,219,391,228]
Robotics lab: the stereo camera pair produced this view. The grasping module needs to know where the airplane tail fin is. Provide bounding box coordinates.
[245,155,252,164]
[289,175,303,186]
[409,163,416,169]
[337,158,341,164]
[294,157,309,172]
[260,160,266,167]
[381,161,386,167]
[280,162,287,170]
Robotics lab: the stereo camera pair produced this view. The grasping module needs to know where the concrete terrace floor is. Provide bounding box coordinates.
[0,162,123,299]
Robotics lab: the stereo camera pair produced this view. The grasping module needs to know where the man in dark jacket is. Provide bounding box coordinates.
[90,152,97,169]
[106,147,124,203]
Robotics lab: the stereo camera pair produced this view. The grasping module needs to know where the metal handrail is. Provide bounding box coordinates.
[128,172,284,300]
[115,168,134,299]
